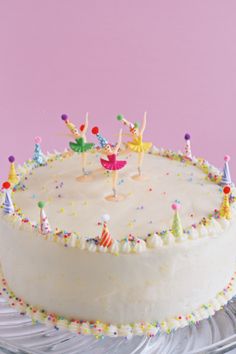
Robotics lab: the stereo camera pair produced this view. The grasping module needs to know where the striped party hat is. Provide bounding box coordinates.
[91,127,108,148]
[171,202,183,238]
[117,114,139,134]
[61,114,80,137]
[8,156,19,186]
[219,186,231,220]
[221,155,232,186]
[38,201,52,235]
[99,214,112,247]
[2,182,14,215]
[184,133,192,159]
[32,136,45,165]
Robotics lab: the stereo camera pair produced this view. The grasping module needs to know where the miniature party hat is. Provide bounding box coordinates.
[91,127,108,148]
[61,114,80,137]
[38,201,51,235]
[219,186,231,220]
[184,133,192,159]
[221,155,232,186]
[2,182,14,214]
[8,156,19,186]
[32,136,45,165]
[117,115,139,134]
[171,202,183,238]
[99,214,112,247]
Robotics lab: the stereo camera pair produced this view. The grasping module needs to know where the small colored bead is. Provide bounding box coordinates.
[8,155,15,163]
[38,201,45,209]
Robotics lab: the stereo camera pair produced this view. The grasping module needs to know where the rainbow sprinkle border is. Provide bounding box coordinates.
[0,269,235,338]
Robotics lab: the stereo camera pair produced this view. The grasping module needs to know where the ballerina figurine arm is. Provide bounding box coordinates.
[83,112,89,135]
[114,129,123,154]
[140,112,147,136]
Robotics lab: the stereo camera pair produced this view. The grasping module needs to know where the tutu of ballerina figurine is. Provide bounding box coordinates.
[62,113,94,177]
[69,137,94,177]
[92,126,127,200]
[117,112,152,179]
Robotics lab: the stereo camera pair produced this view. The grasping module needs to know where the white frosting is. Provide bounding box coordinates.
[11,152,223,241]
[0,217,235,328]
[146,233,163,248]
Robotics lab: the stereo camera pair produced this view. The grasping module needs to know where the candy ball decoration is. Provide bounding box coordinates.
[117,115,123,121]
[8,155,19,186]
[2,181,11,190]
[184,133,191,141]
[223,186,231,195]
[8,155,15,163]
[32,136,45,166]
[2,181,14,215]
[61,114,68,121]
[38,201,45,209]
[35,136,42,144]
[91,126,99,135]
[171,202,181,211]
[221,155,232,186]
[184,133,192,159]
[220,186,231,220]
[171,203,183,238]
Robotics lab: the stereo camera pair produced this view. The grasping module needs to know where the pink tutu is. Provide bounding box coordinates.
[100,154,127,171]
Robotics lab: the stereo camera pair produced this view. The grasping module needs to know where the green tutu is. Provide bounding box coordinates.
[69,137,94,153]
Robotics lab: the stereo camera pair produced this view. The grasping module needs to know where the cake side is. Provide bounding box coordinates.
[0,214,236,337]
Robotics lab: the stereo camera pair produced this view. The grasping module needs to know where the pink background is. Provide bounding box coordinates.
[0,1,236,180]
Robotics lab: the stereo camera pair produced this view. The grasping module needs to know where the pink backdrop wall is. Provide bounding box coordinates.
[0,0,236,180]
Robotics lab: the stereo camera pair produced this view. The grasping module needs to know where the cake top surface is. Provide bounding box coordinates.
[12,150,223,241]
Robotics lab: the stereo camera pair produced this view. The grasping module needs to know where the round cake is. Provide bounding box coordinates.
[0,116,235,338]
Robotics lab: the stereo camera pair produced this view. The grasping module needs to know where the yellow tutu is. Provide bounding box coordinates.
[127,135,152,153]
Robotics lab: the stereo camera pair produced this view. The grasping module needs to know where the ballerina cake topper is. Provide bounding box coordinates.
[92,127,127,201]
[62,113,94,179]
[117,112,152,180]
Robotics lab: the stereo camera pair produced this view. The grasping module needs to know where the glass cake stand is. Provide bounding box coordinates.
[0,295,236,354]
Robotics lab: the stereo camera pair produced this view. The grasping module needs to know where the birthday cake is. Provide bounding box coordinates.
[0,113,236,338]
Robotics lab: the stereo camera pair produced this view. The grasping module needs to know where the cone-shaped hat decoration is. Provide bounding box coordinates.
[219,186,231,220]
[32,136,45,165]
[2,182,14,215]
[38,201,51,235]
[8,156,19,186]
[99,214,113,247]
[221,155,232,186]
[171,202,183,238]
[184,133,192,159]
[61,114,80,137]
[117,114,139,134]
[91,127,108,148]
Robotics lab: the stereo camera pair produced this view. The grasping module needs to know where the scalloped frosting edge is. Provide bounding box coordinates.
[0,269,235,338]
